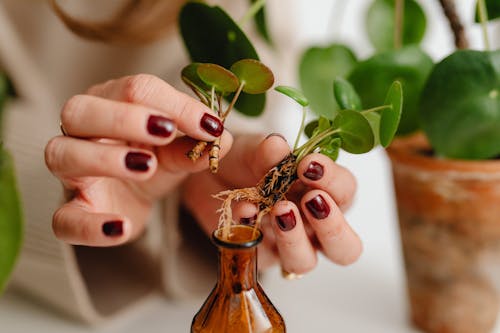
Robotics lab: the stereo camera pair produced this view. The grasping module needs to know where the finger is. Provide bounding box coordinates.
[218,133,291,187]
[87,74,224,141]
[301,190,362,266]
[61,95,176,145]
[270,201,317,275]
[155,131,233,175]
[297,153,357,211]
[232,201,258,226]
[45,136,157,180]
[53,202,135,246]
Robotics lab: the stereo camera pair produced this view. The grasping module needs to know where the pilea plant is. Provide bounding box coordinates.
[214,79,402,237]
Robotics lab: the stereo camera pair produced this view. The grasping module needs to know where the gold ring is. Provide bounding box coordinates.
[281,267,303,281]
[59,122,68,136]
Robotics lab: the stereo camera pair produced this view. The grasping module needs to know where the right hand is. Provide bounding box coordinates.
[45,74,233,246]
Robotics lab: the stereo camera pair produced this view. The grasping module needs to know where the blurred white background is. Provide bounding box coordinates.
[1,0,499,332]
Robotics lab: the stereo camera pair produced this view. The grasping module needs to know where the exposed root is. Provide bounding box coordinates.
[188,141,208,161]
[214,153,298,239]
[209,138,221,174]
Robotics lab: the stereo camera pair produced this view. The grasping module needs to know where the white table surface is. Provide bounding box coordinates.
[1,149,499,333]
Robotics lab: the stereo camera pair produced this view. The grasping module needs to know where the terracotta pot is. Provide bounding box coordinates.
[387,134,500,333]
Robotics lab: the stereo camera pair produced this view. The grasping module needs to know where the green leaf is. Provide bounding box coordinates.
[333,77,362,110]
[250,0,273,45]
[333,110,374,154]
[366,0,426,51]
[230,59,274,94]
[197,63,239,94]
[179,2,265,116]
[304,120,318,138]
[348,45,433,135]
[0,147,23,293]
[319,137,341,161]
[315,116,331,136]
[275,85,309,107]
[475,0,500,21]
[420,50,500,159]
[299,44,358,118]
[380,81,403,147]
[181,63,211,93]
[364,111,381,147]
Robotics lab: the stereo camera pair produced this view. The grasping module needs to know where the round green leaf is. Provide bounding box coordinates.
[179,2,265,116]
[420,50,500,159]
[181,63,210,91]
[304,120,319,138]
[299,44,357,118]
[0,148,23,293]
[366,0,426,51]
[348,45,433,135]
[320,137,342,161]
[333,110,375,154]
[197,63,239,94]
[275,85,309,107]
[380,81,403,147]
[230,59,274,94]
[333,77,362,110]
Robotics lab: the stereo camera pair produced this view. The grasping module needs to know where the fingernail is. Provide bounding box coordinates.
[200,113,223,137]
[303,161,324,181]
[240,215,257,226]
[147,115,175,137]
[125,152,152,172]
[102,220,123,237]
[276,210,296,231]
[305,195,330,220]
[265,132,287,142]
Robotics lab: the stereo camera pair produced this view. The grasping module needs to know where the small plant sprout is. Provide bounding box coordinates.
[215,78,403,238]
[181,59,274,173]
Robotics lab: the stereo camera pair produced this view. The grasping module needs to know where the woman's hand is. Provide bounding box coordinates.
[182,134,361,276]
[45,74,233,246]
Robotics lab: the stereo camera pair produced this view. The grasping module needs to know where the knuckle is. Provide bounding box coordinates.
[61,95,86,129]
[44,137,63,173]
[295,257,317,274]
[335,243,363,266]
[122,74,160,103]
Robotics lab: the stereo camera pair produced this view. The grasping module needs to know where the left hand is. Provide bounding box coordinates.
[181,133,362,275]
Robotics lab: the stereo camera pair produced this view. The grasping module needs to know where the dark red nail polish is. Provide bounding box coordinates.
[303,161,324,181]
[276,210,296,231]
[102,220,123,237]
[240,215,257,226]
[125,152,152,172]
[305,195,330,220]
[147,115,175,137]
[200,113,223,137]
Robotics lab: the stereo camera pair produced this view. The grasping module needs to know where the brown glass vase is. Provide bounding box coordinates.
[387,134,500,333]
[191,225,286,333]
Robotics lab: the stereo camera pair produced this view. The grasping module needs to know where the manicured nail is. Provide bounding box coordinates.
[125,152,152,172]
[303,161,324,181]
[200,113,223,137]
[265,132,287,142]
[276,210,296,231]
[102,220,123,237]
[240,215,257,226]
[147,115,175,137]
[305,195,330,220]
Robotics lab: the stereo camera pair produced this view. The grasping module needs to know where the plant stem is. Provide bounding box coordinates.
[210,86,215,111]
[361,105,391,115]
[240,0,266,27]
[293,107,307,151]
[478,0,490,50]
[223,82,245,120]
[438,0,469,49]
[294,127,340,162]
[394,0,404,50]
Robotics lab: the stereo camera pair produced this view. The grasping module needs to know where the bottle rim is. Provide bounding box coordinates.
[212,225,263,249]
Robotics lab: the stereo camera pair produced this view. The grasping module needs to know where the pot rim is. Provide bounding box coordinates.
[386,133,500,173]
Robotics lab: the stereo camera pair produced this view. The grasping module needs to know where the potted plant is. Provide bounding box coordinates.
[298,0,499,332]
[0,73,23,295]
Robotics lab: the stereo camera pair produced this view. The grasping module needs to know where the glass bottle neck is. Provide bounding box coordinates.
[217,246,258,292]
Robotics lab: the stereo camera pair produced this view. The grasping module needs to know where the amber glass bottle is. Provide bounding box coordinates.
[191,225,286,333]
